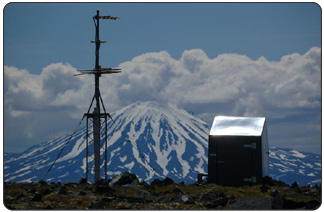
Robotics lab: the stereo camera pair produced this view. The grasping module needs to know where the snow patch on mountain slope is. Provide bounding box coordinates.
[290,150,307,158]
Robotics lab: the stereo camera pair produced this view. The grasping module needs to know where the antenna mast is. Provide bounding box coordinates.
[74,10,121,183]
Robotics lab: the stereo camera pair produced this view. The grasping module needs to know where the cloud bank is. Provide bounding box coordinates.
[4,47,321,153]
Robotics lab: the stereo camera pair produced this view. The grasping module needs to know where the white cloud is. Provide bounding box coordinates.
[115,47,321,118]
[4,47,321,153]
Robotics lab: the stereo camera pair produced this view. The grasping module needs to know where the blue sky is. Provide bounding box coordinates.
[3,2,322,154]
[4,3,321,73]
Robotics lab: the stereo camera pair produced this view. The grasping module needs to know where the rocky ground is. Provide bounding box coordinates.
[4,173,321,210]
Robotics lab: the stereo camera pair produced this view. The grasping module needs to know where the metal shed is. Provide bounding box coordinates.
[208,116,269,186]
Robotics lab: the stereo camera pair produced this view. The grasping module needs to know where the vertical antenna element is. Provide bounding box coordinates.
[94,10,100,70]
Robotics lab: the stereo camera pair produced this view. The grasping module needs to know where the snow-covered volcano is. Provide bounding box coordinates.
[4,101,209,184]
[4,101,321,186]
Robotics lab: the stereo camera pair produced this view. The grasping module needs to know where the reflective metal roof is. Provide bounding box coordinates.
[210,116,266,136]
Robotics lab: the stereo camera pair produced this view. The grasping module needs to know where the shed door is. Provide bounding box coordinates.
[217,137,254,186]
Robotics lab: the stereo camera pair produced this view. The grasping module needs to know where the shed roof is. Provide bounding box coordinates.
[210,116,266,136]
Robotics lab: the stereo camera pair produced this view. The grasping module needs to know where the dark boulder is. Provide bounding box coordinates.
[203,191,228,208]
[118,172,138,185]
[199,193,213,202]
[27,188,36,194]
[172,187,182,193]
[206,196,228,209]
[30,193,43,202]
[40,188,52,196]
[151,177,174,186]
[97,179,110,186]
[94,185,115,194]
[78,178,88,185]
[38,180,47,185]
[151,179,163,186]
[15,193,25,201]
[57,186,69,195]
[109,172,139,187]
[282,198,306,209]
[262,176,288,187]
[291,181,299,189]
[305,200,321,209]
[139,181,150,188]
[163,177,175,185]
[79,190,92,196]
[260,185,270,193]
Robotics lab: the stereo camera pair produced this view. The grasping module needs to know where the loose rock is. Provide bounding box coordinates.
[230,198,272,210]
[30,193,43,202]
[78,178,88,185]
[151,177,174,186]
[38,180,47,185]
[291,181,299,189]
[260,185,270,193]
[95,185,115,194]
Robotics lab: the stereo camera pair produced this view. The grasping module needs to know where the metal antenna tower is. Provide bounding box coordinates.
[74,10,121,183]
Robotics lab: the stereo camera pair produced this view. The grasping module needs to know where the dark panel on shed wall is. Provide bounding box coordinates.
[217,137,253,186]
[208,135,263,186]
